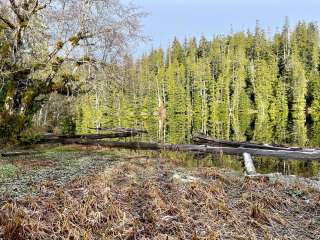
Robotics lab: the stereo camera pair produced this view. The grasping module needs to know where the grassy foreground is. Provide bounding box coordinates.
[0,146,319,239]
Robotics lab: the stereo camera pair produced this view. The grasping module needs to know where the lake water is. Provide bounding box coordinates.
[77,111,320,178]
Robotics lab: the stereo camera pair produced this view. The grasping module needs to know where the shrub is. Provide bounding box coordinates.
[59,114,76,135]
[0,111,26,142]
[19,128,42,145]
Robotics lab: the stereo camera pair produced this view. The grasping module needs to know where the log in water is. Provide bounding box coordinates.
[67,140,320,161]
[192,133,307,151]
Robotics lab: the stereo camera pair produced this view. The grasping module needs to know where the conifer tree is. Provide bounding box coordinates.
[73,20,320,146]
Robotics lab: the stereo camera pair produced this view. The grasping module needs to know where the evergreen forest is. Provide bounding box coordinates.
[74,20,320,146]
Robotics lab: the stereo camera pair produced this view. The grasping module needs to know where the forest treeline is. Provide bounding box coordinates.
[75,20,320,145]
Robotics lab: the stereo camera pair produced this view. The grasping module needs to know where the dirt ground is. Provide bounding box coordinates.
[0,146,319,239]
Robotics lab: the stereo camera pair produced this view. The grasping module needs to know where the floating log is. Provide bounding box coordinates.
[192,133,311,151]
[64,140,320,161]
[243,152,256,175]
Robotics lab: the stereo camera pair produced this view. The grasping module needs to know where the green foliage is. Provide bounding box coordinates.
[59,114,76,135]
[70,20,320,146]
[290,55,307,114]
[0,0,147,142]
[0,23,7,31]
[0,42,11,57]
[56,41,64,49]
[68,36,80,46]
[19,128,42,145]
[0,111,26,141]
[0,164,19,180]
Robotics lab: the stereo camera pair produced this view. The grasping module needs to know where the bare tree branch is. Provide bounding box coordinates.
[9,0,24,22]
[0,14,15,29]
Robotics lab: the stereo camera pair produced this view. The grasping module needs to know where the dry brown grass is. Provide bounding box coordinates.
[0,155,319,239]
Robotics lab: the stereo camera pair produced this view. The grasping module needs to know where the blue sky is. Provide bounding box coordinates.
[129,0,320,56]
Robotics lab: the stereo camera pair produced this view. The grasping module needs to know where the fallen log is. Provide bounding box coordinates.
[88,127,148,133]
[64,140,320,161]
[192,133,311,151]
[39,132,139,144]
[1,151,40,157]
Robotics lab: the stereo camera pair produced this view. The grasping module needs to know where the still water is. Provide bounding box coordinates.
[77,111,320,178]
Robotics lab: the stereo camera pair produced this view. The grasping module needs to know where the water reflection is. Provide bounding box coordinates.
[76,108,320,177]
